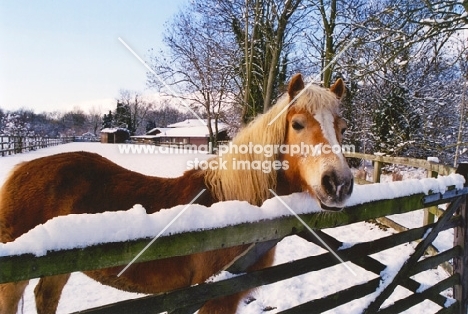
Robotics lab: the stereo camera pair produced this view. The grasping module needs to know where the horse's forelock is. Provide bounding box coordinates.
[291,84,341,116]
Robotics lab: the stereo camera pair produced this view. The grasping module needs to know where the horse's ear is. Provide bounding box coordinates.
[330,78,345,99]
[288,73,305,98]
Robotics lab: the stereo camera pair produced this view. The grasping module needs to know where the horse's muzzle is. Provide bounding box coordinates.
[318,170,354,210]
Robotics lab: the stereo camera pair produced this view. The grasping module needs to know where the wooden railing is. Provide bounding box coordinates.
[0,135,74,156]
[344,152,457,181]
[345,152,458,228]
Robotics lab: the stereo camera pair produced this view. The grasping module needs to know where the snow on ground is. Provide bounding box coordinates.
[0,143,462,313]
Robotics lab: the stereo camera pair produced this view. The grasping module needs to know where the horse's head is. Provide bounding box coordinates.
[282,74,353,211]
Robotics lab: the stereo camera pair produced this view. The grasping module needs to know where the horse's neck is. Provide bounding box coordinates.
[147,169,300,213]
[174,169,215,206]
[275,170,303,197]
[144,169,214,214]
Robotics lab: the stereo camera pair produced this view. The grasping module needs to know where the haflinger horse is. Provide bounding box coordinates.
[0,73,353,314]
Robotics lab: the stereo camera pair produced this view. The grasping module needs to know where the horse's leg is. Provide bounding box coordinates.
[0,280,29,314]
[198,247,276,314]
[34,273,70,314]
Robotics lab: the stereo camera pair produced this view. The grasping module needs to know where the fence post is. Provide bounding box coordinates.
[454,163,468,314]
[424,162,437,225]
[373,159,382,183]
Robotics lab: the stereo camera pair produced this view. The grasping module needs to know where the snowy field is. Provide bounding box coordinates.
[0,142,462,313]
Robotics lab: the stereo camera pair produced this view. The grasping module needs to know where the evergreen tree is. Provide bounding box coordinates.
[102,111,113,129]
[372,85,420,156]
[114,102,134,134]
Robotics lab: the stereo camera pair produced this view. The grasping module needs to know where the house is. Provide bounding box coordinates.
[75,132,98,142]
[100,128,130,144]
[131,119,229,146]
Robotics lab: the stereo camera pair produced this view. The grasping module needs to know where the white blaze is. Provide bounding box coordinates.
[313,108,340,148]
[312,108,348,168]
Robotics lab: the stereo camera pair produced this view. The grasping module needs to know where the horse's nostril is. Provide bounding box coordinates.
[321,172,337,195]
[347,178,354,196]
[321,171,353,199]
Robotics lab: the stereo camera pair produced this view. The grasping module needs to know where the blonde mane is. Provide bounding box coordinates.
[204,83,341,205]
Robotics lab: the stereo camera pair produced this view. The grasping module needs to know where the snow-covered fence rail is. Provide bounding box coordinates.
[0,135,74,156]
[0,167,467,313]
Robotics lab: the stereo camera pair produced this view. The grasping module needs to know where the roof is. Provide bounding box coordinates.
[133,125,228,139]
[100,128,129,134]
[146,127,172,135]
[155,126,221,138]
[134,120,229,138]
[167,119,207,128]
[131,135,160,139]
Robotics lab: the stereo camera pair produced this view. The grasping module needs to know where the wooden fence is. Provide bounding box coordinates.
[0,135,74,156]
[344,152,457,228]
[0,158,467,313]
[344,152,456,182]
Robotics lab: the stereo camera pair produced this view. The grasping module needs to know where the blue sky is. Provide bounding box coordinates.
[0,1,186,113]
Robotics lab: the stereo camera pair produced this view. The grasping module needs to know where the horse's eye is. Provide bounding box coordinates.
[292,121,304,131]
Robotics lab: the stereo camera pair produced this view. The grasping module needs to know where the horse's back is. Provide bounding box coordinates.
[0,151,147,242]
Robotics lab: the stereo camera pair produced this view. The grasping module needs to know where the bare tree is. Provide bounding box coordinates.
[317,0,340,88]
[148,8,238,147]
[341,0,467,160]
[217,0,308,120]
[1,110,35,136]
[453,36,468,166]
[87,106,103,136]
[145,102,192,130]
